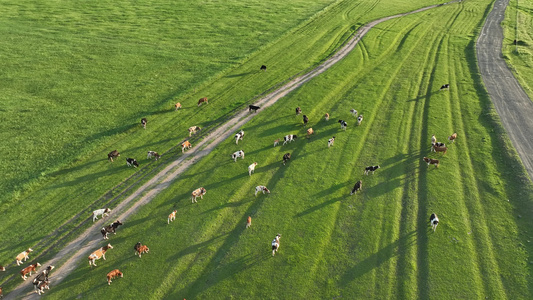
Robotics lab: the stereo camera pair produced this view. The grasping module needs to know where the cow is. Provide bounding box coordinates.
[20,263,41,280]
[431,142,445,152]
[231,150,245,162]
[16,249,33,266]
[434,145,447,154]
[273,139,280,147]
[295,107,302,115]
[271,234,281,256]
[325,113,330,121]
[181,141,192,153]
[246,216,252,229]
[0,265,5,271]
[255,185,270,196]
[168,210,177,224]
[431,135,437,144]
[126,158,139,168]
[357,115,363,126]
[306,128,314,138]
[197,97,208,107]
[249,105,260,113]
[175,102,182,111]
[283,153,291,165]
[101,220,123,240]
[35,279,50,295]
[88,244,113,267]
[188,126,201,137]
[191,187,207,203]
[423,157,439,168]
[147,151,161,160]
[107,269,123,285]
[108,150,120,162]
[235,130,245,144]
[350,180,362,195]
[338,120,347,130]
[448,132,457,143]
[0,286,2,298]
[430,213,439,231]
[440,84,450,90]
[92,208,111,222]
[260,65,267,71]
[134,242,149,258]
[248,162,258,176]
[141,118,147,129]
[303,115,309,127]
[350,109,358,117]
[364,165,380,175]
[328,136,335,148]
[283,134,297,145]
[32,265,54,291]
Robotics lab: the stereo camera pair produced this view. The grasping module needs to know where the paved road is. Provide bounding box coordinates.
[477,0,533,181]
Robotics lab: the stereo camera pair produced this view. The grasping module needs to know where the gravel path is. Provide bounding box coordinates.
[5,2,459,299]
[477,0,533,180]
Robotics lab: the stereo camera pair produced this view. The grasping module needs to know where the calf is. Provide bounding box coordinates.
[16,249,33,266]
[141,118,147,129]
[126,158,139,168]
[101,220,123,240]
[255,185,270,196]
[107,269,123,285]
[188,126,201,137]
[325,113,330,121]
[430,213,439,231]
[249,105,260,113]
[357,115,363,126]
[231,150,245,162]
[246,216,252,229]
[191,187,207,203]
[303,115,309,127]
[282,153,291,165]
[271,234,281,256]
[168,210,177,224]
[364,165,380,175]
[175,102,182,111]
[306,128,314,138]
[181,141,192,153]
[108,150,120,162]
[88,244,113,267]
[273,139,280,147]
[248,162,258,176]
[423,157,439,168]
[431,142,445,152]
[283,134,297,145]
[338,120,347,130]
[134,242,149,258]
[260,65,267,71]
[92,208,111,222]
[328,136,335,148]
[147,151,161,160]
[20,262,41,280]
[440,84,450,90]
[197,97,208,107]
[350,180,362,195]
[32,265,54,291]
[448,132,457,143]
[235,130,245,144]
[350,109,358,117]
[36,279,50,295]
[295,106,302,115]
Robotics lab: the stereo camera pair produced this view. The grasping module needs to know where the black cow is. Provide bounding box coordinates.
[350,180,362,195]
[32,265,54,291]
[295,107,302,115]
[338,120,348,130]
[126,158,139,168]
[283,153,291,165]
[101,220,123,240]
[364,165,380,175]
[260,65,267,71]
[141,118,147,129]
[108,150,120,162]
[249,105,260,113]
[303,115,309,127]
[440,84,450,90]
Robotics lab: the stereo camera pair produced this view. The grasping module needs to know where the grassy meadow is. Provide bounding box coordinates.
[21,0,531,298]
[0,0,457,289]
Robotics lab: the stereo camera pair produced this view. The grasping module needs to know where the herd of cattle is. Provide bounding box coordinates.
[0,81,456,297]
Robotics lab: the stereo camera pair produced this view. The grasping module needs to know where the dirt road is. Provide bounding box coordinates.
[477,0,533,180]
[5,2,459,299]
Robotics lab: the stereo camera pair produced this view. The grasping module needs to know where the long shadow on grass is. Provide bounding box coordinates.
[294,181,351,218]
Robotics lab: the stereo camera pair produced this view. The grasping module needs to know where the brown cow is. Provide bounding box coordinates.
[21,262,41,280]
[107,269,123,285]
[188,126,201,137]
[181,141,192,153]
[36,280,50,295]
[16,248,33,266]
[246,216,252,229]
[88,244,113,267]
[434,145,447,154]
[175,102,182,111]
[191,187,207,203]
[168,210,177,224]
[198,97,208,107]
[134,242,149,258]
[325,113,330,121]
[306,128,314,138]
[448,132,457,143]
[108,150,120,162]
[423,157,439,168]
[0,265,5,271]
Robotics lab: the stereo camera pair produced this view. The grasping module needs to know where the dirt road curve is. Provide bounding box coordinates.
[6,2,457,299]
[477,0,533,180]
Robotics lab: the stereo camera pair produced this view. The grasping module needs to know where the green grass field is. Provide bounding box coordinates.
[1,0,533,298]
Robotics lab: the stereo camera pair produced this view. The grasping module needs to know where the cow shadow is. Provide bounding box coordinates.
[200,199,250,215]
[224,71,255,78]
[294,181,350,218]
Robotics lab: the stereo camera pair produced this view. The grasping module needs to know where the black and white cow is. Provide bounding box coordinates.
[350,180,362,195]
[271,234,281,256]
[440,84,450,90]
[357,115,363,126]
[350,109,358,117]
[328,136,335,148]
[260,65,267,71]
[364,165,380,175]
[282,153,291,165]
[147,151,160,160]
[431,142,446,152]
[303,115,309,127]
[232,150,245,162]
[101,220,123,240]
[32,265,54,292]
[235,130,245,144]
[249,105,260,113]
[430,213,439,231]
[126,158,139,168]
[338,120,347,130]
[141,118,147,129]
[283,134,297,145]
[295,107,302,115]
